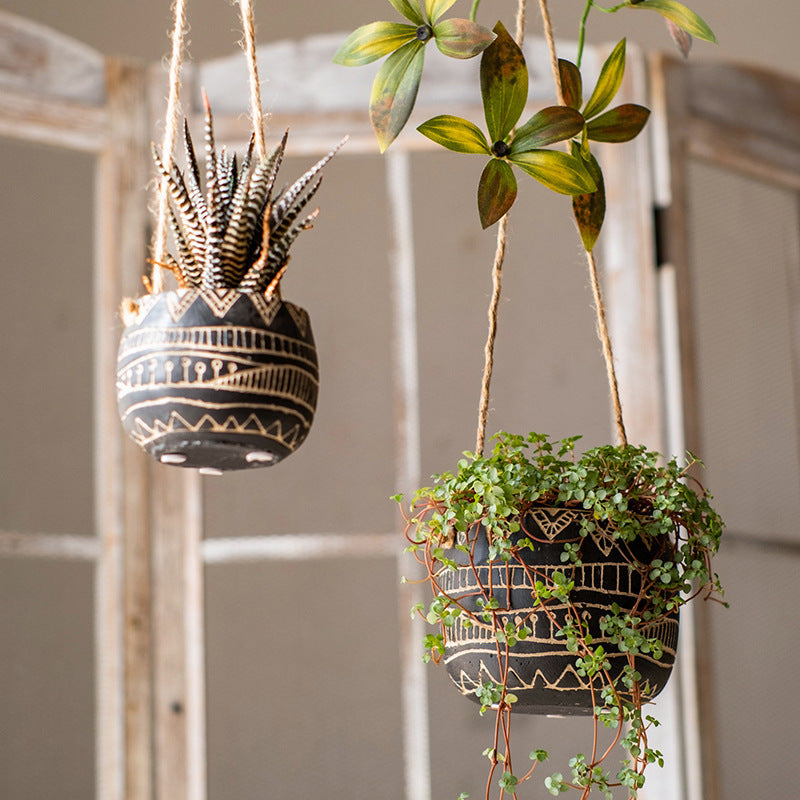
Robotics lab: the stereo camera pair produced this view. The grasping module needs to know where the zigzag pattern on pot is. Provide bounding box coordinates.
[447,658,592,695]
[127,410,304,451]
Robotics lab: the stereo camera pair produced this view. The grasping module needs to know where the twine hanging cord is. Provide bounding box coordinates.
[150,0,189,295]
[147,0,268,296]
[474,0,527,456]
[540,0,628,446]
[476,0,628,449]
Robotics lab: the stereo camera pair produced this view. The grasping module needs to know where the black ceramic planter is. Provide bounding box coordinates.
[439,506,679,716]
[116,289,318,472]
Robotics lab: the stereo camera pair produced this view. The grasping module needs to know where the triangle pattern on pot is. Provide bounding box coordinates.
[200,289,240,319]
[129,410,303,450]
[285,302,310,337]
[590,527,617,557]
[527,508,581,541]
[249,292,281,327]
[165,289,201,322]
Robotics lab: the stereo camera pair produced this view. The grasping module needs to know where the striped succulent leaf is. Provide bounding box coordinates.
[152,98,344,292]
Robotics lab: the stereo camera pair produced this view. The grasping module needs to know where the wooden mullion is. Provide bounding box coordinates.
[650,52,720,800]
[95,57,153,800]
[151,467,205,800]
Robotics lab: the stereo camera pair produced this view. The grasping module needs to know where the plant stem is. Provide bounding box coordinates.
[470,0,481,23]
[577,0,593,68]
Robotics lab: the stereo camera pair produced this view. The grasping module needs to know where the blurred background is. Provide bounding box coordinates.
[0,1,798,799]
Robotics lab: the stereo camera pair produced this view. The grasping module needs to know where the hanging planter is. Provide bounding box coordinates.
[339,0,724,791]
[116,0,343,472]
[438,504,679,716]
[117,287,318,471]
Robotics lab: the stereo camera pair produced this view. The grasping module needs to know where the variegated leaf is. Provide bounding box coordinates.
[433,18,496,59]
[332,21,417,66]
[417,115,490,153]
[478,158,517,229]
[370,40,426,152]
[507,149,596,195]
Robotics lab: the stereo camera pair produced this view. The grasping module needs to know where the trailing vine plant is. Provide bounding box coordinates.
[338,1,722,798]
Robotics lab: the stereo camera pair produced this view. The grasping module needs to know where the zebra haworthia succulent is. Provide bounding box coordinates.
[151,97,345,294]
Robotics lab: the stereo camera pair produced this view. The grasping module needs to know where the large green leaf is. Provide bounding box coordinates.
[478,158,517,228]
[631,0,717,43]
[417,115,491,153]
[558,59,583,110]
[570,142,605,251]
[510,106,585,153]
[388,0,425,25]
[424,0,457,23]
[507,149,596,195]
[370,40,426,152]
[480,21,528,143]
[582,39,626,120]
[586,103,650,142]
[333,22,418,66]
[434,19,496,59]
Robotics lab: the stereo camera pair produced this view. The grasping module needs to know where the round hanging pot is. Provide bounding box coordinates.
[439,505,679,716]
[116,288,318,472]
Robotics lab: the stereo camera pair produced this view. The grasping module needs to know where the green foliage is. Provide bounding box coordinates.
[628,0,717,43]
[334,0,495,151]
[401,431,724,798]
[419,22,591,227]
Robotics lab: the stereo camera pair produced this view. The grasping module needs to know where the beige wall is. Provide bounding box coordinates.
[1,1,799,799]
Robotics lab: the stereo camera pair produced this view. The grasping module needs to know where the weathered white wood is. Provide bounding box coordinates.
[196,34,597,116]
[202,532,396,563]
[151,467,205,800]
[95,57,153,800]
[643,52,800,800]
[0,84,107,150]
[598,43,664,451]
[386,150,431,800]
[655,264,705,800]
[682,60,800,188]
[0,530,100,560]
[685,114,800,191]
[0,10,105,104]
[0,11,108,150]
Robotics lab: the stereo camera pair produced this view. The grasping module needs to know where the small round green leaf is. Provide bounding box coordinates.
[424,0,458,24]
[388,0,425,25]
[433,19,496,59]
[370,40,426,152]
[582,39,626,120]
[570,142,605,251]
[510,106,585,153]
[558,59,583,110]
[417,115,491,153]
[333,22,418,66]
[508,149,596,195]
[631,0,717,43]
[478,158,517,228]
[481,21,528,142]
[586,103,650,142]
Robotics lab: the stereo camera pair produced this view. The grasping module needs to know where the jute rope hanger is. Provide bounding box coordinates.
[150,0,268,294]
[474,0,628,453]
